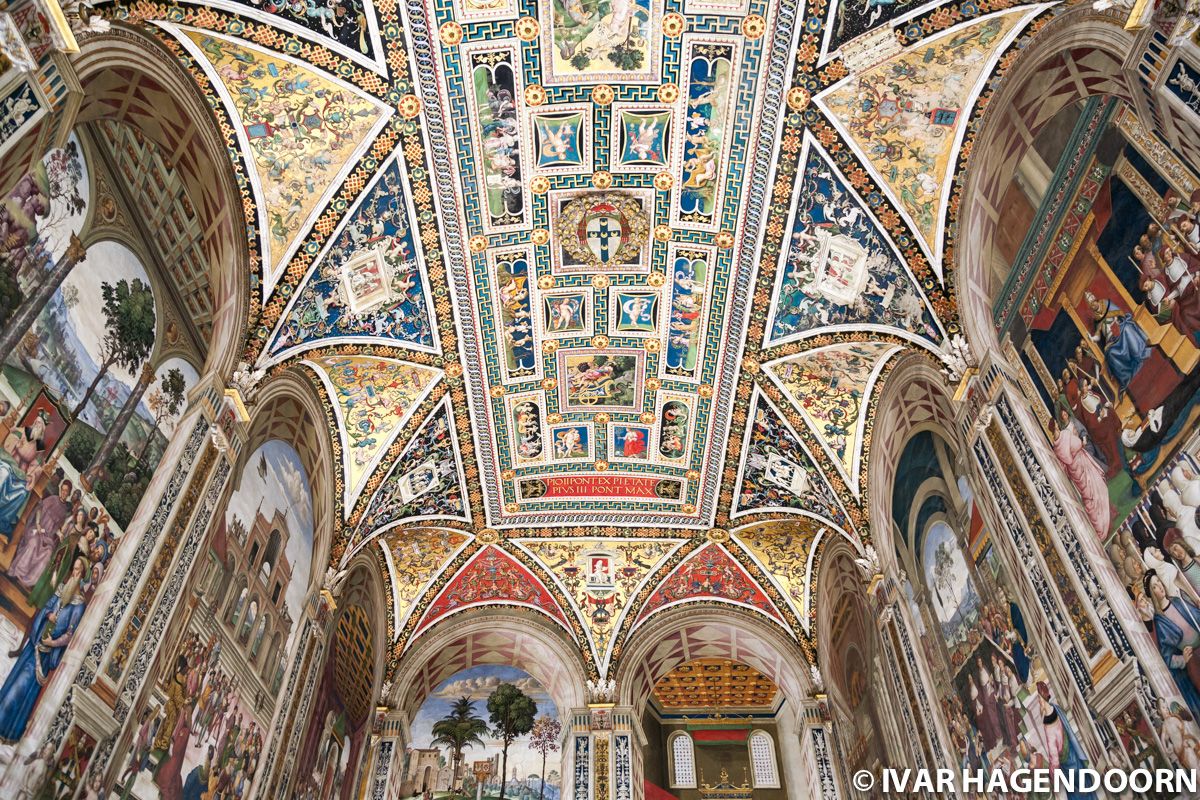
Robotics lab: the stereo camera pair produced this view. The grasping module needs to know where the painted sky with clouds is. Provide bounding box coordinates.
[409,665,561,780]
[226,440,315,656]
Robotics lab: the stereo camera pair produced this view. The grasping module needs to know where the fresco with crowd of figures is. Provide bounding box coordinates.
[0,139,198,776]
[891,432,1121,783]
[112,440,314,800]
[1011,109,1200,536]
[997,103,1200,768]
[0,137,197,526]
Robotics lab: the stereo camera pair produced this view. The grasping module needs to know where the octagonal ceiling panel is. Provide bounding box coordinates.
[633,542,787,628]
[409,0,800,531]
[353,398,471,553]
[109,0,1056,675]
[196,0,389,73]
[730,521,835,633]
[764,131,943,349]
[412,544,575,638]
[818,0,941,64]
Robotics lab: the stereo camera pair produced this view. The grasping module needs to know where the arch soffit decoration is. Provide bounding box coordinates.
[866,354,962,573]
[376,517,833,680]
[327,556,391,729]
[71,27,251,383]
[953,7,1144,354]
[25,125,206,380]
[79,128,212,365]
[388,608,588,724]
[814,539,879,720]
[615,605,815,725]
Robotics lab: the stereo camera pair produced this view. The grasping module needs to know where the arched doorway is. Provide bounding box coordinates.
[617,606,818,800]
[421,764,433,792]
[390,610,586,800]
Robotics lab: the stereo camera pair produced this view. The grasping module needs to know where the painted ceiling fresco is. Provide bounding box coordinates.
[94,0,1059,674]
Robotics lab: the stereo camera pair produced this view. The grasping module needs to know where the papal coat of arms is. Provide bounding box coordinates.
[556,193,650,270]
[805,229,869,306]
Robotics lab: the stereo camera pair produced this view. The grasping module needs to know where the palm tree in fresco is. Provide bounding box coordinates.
[432,697,489,796]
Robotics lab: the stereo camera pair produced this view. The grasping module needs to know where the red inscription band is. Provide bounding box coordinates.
[540,474,662,498]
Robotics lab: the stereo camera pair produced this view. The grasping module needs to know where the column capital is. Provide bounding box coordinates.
[229,360,269,410]
[852,544,885,596]
[586,676,617,705]
[801,697,832,724]
[951,348,1013,441]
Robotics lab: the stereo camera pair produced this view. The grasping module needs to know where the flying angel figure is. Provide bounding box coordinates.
[627,119,661,161]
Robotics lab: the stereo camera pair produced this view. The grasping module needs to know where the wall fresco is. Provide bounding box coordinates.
[403,665,562,800]
[112,440,313,800]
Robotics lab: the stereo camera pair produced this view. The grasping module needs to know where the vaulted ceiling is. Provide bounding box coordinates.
[96,0,1056,675]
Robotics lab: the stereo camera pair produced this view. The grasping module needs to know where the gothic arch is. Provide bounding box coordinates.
[815,541,873,714]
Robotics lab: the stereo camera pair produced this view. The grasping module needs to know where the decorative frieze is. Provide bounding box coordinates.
[258,617,315,795]
[810,727,840,800]
[595,735,610,800]
[106,439,219,681]
[993,97,1116,337]
[614,734,632,800]
[114,455,232,720]
[890,606,947,769]
[877,617,927,771]
[371,740,395,800]
[573,735,590,800]
[275,635,328,796]
[972,431,1094,696]
[992,394,1133,660]
[43,418,210,756]
[90,417,209,667]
